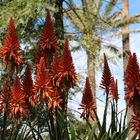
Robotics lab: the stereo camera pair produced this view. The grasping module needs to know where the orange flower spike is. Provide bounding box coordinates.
[79,77,96,120]
[124,53,139,107]
[39,11,58,51]
[57,38,77,88]
[82,77,94,106]
[61,38,73,69]
[22,64,36,107]
[47,96,62,113]
[0,18,22,70]
[34,57,47,91]
[109,78,119,103]
[51,51,59,74]
[0,79,9,112]
[45,82,62,113]
[22,64,33,95]
[36,11,58,65]
[50,51,60,86]
[33,57,50,101]
[131,114,140,138]
[0,79,9,104]
[100,54,112,93]
[9,77,26,118]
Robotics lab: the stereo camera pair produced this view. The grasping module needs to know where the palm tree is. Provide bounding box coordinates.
[121,0,134,139]
[63,0,140,103]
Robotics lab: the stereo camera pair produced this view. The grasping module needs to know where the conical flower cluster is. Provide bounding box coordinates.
[0,18,22,74]
[22,64,35,107]
[79,77,96,120]
[9,77,26,118]
[36,11,58,66]
[100,54,112,93]
[33,57,49,99]
[51,39,77,89]
[124,53,140,137]
[109,78,119,103]
[0,79,9,112]
[124,53,140,113]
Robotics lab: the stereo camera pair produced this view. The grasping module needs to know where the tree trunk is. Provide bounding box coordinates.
[122,0,130,70]
[122,0,133,139]
[87,50,96,103]
[54,0,64,51]
[54,1,69,140]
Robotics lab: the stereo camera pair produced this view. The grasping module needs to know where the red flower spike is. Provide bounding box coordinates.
[79,77,96,120]
[22,64,33,95]
[61,38,73,69]
[22,64,36,107]
[50,51,60,86]
[124,53,140,109]
[56,38,77,88]
[131,114,140,138]
[133,91,140,115]
[39,11,58,51]
[36,11,58,65]
[100,54,112,92]
[0,79,9,112]
[33,57,50,101]
[52,51,59,73]
[9,77,26,118]
[109,78,119,103]
[33,57,47,91]
[47,94,62,113]
[0,18,22,73]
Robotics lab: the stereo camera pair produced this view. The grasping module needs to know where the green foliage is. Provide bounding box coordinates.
[0,0,55,42]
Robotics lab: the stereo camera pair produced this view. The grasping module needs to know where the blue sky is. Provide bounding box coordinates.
[129,0,140,15]
[68,0,140,120]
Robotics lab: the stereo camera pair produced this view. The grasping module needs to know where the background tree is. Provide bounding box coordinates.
[121,0,134,139]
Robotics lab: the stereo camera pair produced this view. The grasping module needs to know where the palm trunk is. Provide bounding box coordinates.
[122,0,133,139]
[87,50,96,103]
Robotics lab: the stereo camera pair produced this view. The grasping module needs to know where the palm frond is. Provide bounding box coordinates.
[96,0,104,13]
[103,0,118,18]
[115,29,140,36]
[107,11,121,21]
[64,8,85,32]
[113,14,140,28]
[82,0,89,13]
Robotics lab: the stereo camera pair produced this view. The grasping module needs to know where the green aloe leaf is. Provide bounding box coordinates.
[70,123,76,140]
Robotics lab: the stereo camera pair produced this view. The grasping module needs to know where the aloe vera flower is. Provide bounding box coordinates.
[0,79,9,112]
[47,90,62,113]
[131,114,140,138]
[22,64,36,107]
[33,57,49,99]
[109,78,119,103]
[100,54,112,94]
[124,53,140,114]
[36,11,58,66]
[54,39,77,89]
[9,77,26,119]
[79,77,96,120]
[0,18,22,74]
